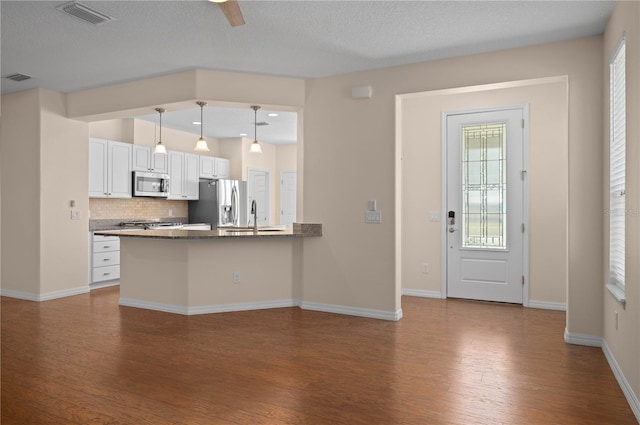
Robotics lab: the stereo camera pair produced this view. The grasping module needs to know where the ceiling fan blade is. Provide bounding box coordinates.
[218,0,245,27]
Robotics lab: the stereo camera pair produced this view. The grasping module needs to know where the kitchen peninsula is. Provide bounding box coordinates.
[95,224,321,315]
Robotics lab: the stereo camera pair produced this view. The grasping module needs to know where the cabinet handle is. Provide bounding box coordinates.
[103,272,111,276]
[103,245,111,248]
[103,258,111,261]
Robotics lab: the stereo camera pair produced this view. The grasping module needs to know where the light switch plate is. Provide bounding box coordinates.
[70,210,80,220]
[365,211,382,224]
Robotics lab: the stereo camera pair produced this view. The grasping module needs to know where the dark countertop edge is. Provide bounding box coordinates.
[94,223,322,240]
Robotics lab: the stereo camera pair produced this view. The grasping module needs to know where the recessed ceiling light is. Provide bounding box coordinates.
[239,133,248,137]
[192,121,201,125]
[267,113,279,117]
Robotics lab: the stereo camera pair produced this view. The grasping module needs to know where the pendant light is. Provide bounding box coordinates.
[153,108,168,155]
[194,101,210,152]
[249,105,262,153]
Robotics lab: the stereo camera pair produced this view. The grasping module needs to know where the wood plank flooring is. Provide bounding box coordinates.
[2,287,637,424]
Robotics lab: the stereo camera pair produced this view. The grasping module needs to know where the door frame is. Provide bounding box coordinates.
[440,104,530,306]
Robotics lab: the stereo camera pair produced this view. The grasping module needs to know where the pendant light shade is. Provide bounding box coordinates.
[194,101,210,152]
[250,105,262,154]
[153,108,168,155]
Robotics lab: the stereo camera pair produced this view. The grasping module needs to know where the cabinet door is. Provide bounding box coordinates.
[108,141,132,198]
[151,152,168,173]
[132,145,151,172]
[167,151,184,199]
[183,153,200,200]
[215,158,230,179]
[89,138,108,197]
[199,155,216,179]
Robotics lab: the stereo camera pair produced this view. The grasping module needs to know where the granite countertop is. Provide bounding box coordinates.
[94,223,322,240]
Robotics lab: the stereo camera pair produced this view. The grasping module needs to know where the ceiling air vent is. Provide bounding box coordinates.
[56,1,116,26]
[5,73,32,82]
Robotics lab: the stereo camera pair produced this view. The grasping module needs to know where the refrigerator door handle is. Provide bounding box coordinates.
[231,185,238,224]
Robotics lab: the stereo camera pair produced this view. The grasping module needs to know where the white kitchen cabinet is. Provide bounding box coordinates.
[215,157,230,179]
[89,138,132,198]
[199,155,230,179]
[91,233,120,286]
[168,151,199,200]
[132,145,168,173]
[199,155,216,179]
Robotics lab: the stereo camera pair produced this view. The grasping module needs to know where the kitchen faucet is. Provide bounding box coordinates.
[251,200,258,231]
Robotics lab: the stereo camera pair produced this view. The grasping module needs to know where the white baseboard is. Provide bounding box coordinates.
[119,297,299,316]
[602,341,640,422]
[402,289,442,299]
[300,301,403,321]
[90,280,120,290]
[1,286,90,302]
[563,328,603,347]
[528,300,566,311]
[565,329,640,422]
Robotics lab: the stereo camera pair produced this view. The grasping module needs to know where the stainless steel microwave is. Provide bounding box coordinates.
[133,171,169,197]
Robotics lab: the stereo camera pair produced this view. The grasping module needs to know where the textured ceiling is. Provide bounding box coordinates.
[1,0,616,142]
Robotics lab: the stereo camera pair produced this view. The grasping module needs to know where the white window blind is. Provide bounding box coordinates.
[609,37,625,291]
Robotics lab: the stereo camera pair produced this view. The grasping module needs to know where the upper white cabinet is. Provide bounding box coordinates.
[215,157,230,179]
[132,145,168,174]
[89,138,132,198]
[168,151,199,200]
[199,156,230,179]
[199,156,216,179]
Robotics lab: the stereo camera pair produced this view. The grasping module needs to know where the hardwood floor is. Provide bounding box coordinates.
[2,287,637,424]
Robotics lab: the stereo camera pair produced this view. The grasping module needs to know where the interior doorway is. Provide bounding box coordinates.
[247,168,270,225]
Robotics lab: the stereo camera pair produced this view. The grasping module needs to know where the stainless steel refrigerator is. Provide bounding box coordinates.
[189,179,248,228]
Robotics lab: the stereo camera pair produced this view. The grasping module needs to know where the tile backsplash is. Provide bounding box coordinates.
[89,198,188,220]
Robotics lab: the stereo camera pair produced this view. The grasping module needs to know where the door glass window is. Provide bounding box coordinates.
[461,123,507,249]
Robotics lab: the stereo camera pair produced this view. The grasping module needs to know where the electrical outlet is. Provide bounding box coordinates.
[422,263,429,274]
[365,211,382,224]
[168,208,173,217]
[429,211,440,222]
[233,272,241,284]
[70,210,80,220]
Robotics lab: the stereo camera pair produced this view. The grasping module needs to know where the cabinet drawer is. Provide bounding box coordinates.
[92,265,120,282]
[93,240,120,253]
[93,251,120,267]
[93,234,120,243]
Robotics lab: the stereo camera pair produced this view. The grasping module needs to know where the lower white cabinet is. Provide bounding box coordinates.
[91,233,120,285]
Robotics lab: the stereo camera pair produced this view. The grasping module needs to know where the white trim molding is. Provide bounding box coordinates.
[564,329,640,421]
[528,300,566,311]
[402,289,442,299]
[602,341,640,422]
[563,329,603,347]
[119,298,300,316]
[300,301,403,321]
[1,286,90,302]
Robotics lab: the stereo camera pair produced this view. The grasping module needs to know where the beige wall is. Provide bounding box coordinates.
[90,118,220,155]
[1,90,42,295]
[303,36,603,321]
[603,0,640,406]
[39,89,89,294]
[1,89,90,297]
[400,78,569,306]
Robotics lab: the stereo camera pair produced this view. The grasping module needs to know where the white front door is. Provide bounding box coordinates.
[280,171,297,225]
[445,107,526,304]
[247,168,270,225]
